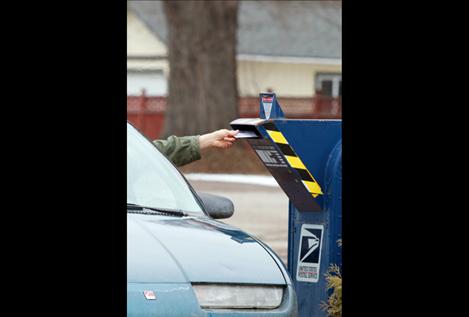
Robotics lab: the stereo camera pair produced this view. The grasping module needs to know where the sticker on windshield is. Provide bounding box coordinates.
[296,224,324,283]
[262,96,273,119]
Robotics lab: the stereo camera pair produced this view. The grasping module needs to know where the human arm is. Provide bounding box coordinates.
[153,129,239,167]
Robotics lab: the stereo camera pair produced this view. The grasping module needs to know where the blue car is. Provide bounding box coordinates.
[127,122,298,316]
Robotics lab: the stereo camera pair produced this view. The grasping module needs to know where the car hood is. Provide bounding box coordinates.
[127,214,286,285]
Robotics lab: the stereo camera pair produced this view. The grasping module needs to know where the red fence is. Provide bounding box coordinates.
[128,94,341,139]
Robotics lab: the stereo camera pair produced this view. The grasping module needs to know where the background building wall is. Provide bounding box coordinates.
[237,60,341,97]
[127,10,167,58]
[127,10,169,96]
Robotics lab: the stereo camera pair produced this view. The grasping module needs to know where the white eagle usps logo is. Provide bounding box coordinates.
[296,224,324,283]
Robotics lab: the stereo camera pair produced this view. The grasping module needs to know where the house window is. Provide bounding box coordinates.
[315,73,342,98]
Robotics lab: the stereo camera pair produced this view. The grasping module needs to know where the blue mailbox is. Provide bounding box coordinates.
[230,93,342,317]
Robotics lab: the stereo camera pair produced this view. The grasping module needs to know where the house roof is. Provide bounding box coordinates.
[128,0,341,60]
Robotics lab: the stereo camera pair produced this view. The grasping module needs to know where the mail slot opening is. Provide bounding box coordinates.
[231,124,262,139]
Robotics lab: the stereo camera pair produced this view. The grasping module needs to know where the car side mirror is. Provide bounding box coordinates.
[197,192,234,219]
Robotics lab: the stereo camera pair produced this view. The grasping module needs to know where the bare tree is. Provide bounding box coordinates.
[162,0,239,137]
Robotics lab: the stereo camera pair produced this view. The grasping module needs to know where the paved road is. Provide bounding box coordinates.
[188,180,290,265]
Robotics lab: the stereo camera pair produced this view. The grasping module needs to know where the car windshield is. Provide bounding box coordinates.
[127,123,203,214]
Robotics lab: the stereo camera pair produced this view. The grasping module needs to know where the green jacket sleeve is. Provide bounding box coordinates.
[153,135,201,167]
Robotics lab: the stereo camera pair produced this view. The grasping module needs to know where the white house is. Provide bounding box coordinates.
[127,1,341,100]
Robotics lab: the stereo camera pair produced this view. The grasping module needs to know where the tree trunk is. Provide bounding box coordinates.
[162,0,239,137]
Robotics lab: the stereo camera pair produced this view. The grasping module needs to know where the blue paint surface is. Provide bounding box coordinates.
[128,214,286,285]
[127,213,299,316]
[256,93,342,317]
[282,121,341,317]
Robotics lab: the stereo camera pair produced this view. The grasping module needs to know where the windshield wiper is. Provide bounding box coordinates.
[127,203,187,217]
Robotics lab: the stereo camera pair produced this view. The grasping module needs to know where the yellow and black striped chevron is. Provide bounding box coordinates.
[263,122,323,197]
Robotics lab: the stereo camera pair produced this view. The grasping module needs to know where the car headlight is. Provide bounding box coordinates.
[192,284,284,309]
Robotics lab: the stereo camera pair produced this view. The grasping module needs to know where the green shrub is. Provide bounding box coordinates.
[320,239,342,317]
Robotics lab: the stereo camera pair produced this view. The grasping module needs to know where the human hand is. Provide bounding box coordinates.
[199,129,239,150]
